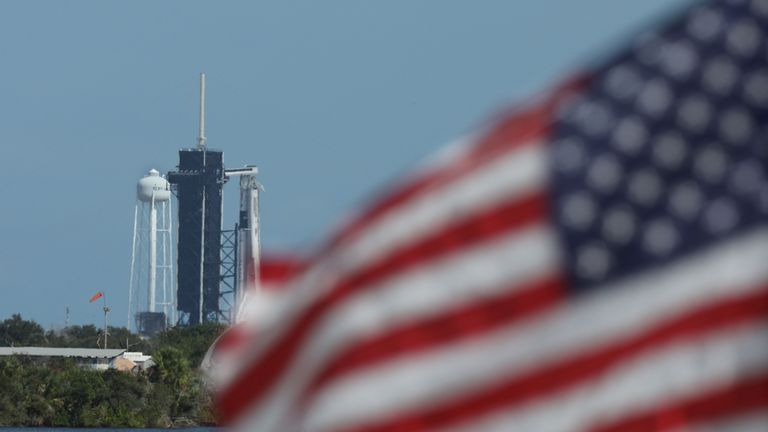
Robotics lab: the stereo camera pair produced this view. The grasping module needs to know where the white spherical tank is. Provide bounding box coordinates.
[137,169,171,202]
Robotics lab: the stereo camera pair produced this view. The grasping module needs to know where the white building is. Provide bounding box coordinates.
[0,347,153,371]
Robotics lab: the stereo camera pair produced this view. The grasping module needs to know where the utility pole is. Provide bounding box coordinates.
[103,296,110,349]
[89,291,110,349]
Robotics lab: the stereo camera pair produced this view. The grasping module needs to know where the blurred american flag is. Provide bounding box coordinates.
[214,0,768,430]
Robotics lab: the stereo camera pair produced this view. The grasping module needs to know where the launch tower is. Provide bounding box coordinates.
[167,74,227,325]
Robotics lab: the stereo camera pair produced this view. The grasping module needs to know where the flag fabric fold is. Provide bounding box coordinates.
[215,0,768,430]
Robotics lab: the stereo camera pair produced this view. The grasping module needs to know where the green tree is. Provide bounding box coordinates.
[99,369,148,427]
[151,346,209,423]
[141,380,174,427]
[0,357,27,426]
[0,314,46,346]
[59,366,108,427]
[46,324,100,348]
[154,321,226,366]
[46,324,152,351]
[106,326,152,351]
[20,360,56,426]
[0,314,225,427]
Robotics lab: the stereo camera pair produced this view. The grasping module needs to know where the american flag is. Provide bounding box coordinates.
[215,0,768,430]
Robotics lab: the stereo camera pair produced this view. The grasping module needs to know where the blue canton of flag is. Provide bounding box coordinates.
[554,0,768,289]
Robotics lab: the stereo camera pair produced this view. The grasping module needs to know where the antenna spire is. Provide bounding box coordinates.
[197,73,207,149]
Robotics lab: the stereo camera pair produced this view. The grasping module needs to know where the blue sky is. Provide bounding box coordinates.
[0,0,689,328]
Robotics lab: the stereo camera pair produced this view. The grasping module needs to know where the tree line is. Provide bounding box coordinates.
[0,314,226,427]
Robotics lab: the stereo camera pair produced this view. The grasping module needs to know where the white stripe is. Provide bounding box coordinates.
[234,225,557,431]
[446,323,768,432]
[334,142,546,275]
[207,289,293,389]
[237,287,290,327]
[694,413,768,432]
[228,142,546,396]
[416,133,479,172]
[320,226,557,357]
[326,133,479,239]
[298,229,768,432]
[282,141,545,309]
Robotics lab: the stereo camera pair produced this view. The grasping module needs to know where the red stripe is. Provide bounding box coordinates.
[323,131,546,253]
[216,191,549,423]
[337,286,768,432]
[304,275,565,399]
[589,372,768,432]
[275,136,544,287]
[209,323,252,360]
[260,255,306,285]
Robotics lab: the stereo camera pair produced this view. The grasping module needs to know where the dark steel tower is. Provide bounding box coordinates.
[167,148,226,325]
[165,74,230,325]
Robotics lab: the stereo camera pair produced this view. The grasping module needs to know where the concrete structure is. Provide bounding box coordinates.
[111,356,137,372]
[120,351,154,370]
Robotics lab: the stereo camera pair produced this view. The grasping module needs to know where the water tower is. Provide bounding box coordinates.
[128,169,176,335]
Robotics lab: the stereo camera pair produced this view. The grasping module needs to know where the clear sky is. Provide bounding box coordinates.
[0,0,690,328]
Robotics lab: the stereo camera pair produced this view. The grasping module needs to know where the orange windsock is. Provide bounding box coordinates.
[89,291,103,303]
